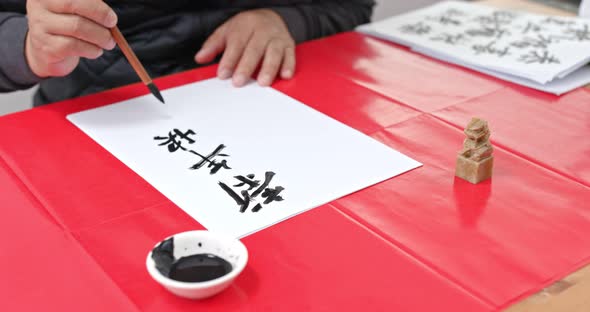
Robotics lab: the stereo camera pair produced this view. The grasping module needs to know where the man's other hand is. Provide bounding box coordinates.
[195,9,296,87]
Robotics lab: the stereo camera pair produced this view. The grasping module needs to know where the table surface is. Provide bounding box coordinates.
[1,1,589,312]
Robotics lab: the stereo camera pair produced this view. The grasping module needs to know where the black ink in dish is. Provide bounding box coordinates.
[169,254,233,283]
[152,237,233,283]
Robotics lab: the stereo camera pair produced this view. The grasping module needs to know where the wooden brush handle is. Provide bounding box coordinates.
[110,26,152,84]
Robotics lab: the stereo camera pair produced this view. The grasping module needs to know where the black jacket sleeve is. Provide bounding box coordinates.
[270,0,376,43]
[0,11,42,93]
[0,0,40,92]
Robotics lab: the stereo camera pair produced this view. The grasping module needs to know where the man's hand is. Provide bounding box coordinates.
[195,9,296,87]
[25,0,118,78]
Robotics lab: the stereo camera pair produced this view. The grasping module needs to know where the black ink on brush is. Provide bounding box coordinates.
[152,237,233,283]
[148,83,165,104]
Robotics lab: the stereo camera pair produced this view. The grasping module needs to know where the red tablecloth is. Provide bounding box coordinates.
[1,32,589,311]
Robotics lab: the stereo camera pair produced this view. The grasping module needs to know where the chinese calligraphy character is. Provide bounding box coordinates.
[472,41,510,57]
[510,35,555,49]
[521,21,544,34]
[465,27,496,38]
[400,22,431,35]
[427,15,461,26]
[427,9,464,26]
[219,171,285,213]
[188,144,231,174]
[471,11,515,39]
[431,33,466,45]
[154,129,196,152]
[260,187,285,206]
[518,50,560,64]
[444,8,465,16]
[541,17,575,26]
[466,26,510,39]
[563,25,590,41]
[155,128,231,175]
[153,129,286,213]
[477,11,516,24]
[233,174,260,190]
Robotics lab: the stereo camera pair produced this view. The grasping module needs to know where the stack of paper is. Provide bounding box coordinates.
[357,1,590,95]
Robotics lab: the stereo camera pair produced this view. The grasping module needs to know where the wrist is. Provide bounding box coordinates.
[265,7,305,43]
[260,9,287,26]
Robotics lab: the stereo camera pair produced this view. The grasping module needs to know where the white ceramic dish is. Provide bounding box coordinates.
[146,230,248,299]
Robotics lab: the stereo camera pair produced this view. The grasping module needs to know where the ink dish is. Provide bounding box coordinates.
[146,230,248,299]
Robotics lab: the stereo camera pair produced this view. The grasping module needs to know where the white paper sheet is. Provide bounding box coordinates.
[67,79,421,238]
[357,1,590,85]
[412,45,590,95]
[581,0,590,18]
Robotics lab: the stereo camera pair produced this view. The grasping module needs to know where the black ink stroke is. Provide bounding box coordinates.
[207,159,231,175]
[563,24,590,41]
[465,27,497,38]
[233,174,260,190]
[251,171,275,199]
[431,33,466,45]
[521,21,545,34]
[470,11,515,40]
[426,9,465,26]
[510,35,555,49]
[189,144,231,174]
[219,182,252,213]
[260,186,285,205]
[541,17,576,26]
[399,22,431,35]
[474,11,516,26]
[155,128,231,175]
[518,50,560,64]
[472,41,510,57]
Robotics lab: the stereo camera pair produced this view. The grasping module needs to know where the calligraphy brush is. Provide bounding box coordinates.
[109,26,165,104]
